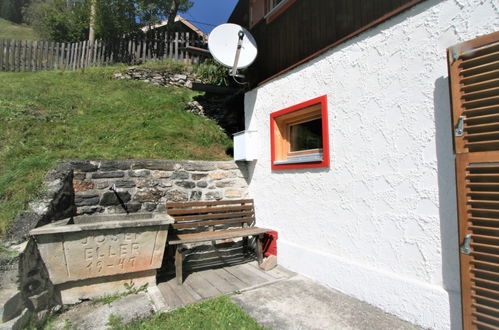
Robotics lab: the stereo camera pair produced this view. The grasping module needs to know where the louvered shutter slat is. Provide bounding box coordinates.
[448,31,499,329]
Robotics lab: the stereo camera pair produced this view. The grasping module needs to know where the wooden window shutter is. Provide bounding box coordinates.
[448,31,499,154]
[447,31,499,330]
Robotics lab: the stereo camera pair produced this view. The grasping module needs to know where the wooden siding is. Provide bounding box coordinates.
[229,0,424,85]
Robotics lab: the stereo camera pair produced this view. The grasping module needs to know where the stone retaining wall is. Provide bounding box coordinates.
[71,160,248,215]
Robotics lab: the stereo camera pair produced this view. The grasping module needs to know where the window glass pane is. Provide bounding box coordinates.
[270,0,283,9]
[290,119,322,151]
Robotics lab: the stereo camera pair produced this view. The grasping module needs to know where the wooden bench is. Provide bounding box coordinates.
[166,199,271,284]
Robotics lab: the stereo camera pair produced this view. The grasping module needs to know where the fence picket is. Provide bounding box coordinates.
[0,39,4,71]
[0,35,206,72]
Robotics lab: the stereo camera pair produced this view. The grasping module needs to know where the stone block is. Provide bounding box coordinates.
[152,171,172,179]
[224,189,243,199]
[131,160,175,171]
[156,204,167,212]
[128,169,151,177]
[192,173,207,180]
[165,190,188,202]
[215,179,246,188]
[205,191,222,201]
[95,181,110,189]
[196,181,208,188]
[182,162,217,171]
[30,213,173,286]
[208,171,237,180]
[158,180,172,188]
[144,203,157,212]
[27,290,52,312]
[2,291,23,322]
[75,193,100,206]
[56,270,157,305]
[7,212,44,241]
[92,171,125,179]
[136,179,158,188]
[135,189,163,203]
[175,181,195,189]
[190,191,202,201]
[217,162,238,170]
[99,160,131,171]
[77,206,104,215]
[73,180,95,193]
[171,171,189,180]
[109,203,141,214]
[1,307,31,330]
[73,173,86,181]
[114,180,136,188]
[70,161,98,172]
[100,191,131,206]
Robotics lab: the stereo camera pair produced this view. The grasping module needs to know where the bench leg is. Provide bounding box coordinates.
[243,237,249,256]
[175,246,183,285]
[256,234,263,265]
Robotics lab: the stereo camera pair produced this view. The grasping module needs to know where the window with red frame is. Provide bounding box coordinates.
[270,95,330,170]
[249,0,298,27]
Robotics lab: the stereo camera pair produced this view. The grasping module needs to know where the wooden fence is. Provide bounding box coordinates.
[0,32,207,72]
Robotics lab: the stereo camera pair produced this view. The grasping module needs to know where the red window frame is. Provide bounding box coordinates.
[270,95,330,170]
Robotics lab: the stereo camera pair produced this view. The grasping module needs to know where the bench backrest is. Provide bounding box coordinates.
[166,199,256,231]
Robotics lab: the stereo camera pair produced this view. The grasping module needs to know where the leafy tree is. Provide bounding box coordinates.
[0,0,31,23]
[24,0,89,42]
[23,0,193,42]
[136,0,193,29]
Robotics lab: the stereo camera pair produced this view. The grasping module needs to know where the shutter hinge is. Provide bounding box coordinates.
[455,116,465,136]
[460,234,471,255]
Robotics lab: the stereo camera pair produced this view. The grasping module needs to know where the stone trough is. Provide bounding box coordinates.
[29,213,173,304]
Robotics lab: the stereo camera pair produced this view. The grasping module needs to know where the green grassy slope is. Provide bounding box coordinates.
[0,18,39,40]
[114,296,264,330]
[0,65,232,234]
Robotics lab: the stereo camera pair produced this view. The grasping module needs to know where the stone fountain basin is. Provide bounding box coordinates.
[30,213,173,303]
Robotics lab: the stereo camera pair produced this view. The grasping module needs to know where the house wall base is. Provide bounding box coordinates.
[279,239,459,329]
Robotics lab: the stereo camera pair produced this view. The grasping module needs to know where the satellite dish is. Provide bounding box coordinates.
[208,23,258,77]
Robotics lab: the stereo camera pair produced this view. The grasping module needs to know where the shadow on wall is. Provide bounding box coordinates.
[434,76,462,330]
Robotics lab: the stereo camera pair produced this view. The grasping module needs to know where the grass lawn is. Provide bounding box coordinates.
[0,18,39,40]
[107,296,265,330]
[0,64,232,235]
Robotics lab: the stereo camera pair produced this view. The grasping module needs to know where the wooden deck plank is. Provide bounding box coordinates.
[184,272,223,299]
[211,267,249,290]
[179,280,203,302]
[158,282,183,309]
[239,262,277,282]
[203,269,240,294]
[157,262,292,310]
[245,261,297,280]
[224,264,270,287]
[166,280,198,306]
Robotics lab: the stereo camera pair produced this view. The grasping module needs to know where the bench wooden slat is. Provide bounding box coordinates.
[169,227,271,245]
[173,211,255,222]
[166,199,271,285]
[167,199,254,208]
[167,205,254,216]
[172,217,255,229]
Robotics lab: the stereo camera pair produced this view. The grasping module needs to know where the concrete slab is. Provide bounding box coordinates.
[50,292,154,329]
[231,274,421,330]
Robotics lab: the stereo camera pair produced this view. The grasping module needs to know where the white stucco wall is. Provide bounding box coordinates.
[243,1,499,329]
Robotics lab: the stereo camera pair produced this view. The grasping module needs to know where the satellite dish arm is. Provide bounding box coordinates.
[231,30,245,76]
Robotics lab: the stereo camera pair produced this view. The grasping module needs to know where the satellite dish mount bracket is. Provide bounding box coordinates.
[230,30,245,77]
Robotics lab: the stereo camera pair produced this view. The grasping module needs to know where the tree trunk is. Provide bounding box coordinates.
[166,0,179,30]
[88,0,96,43]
